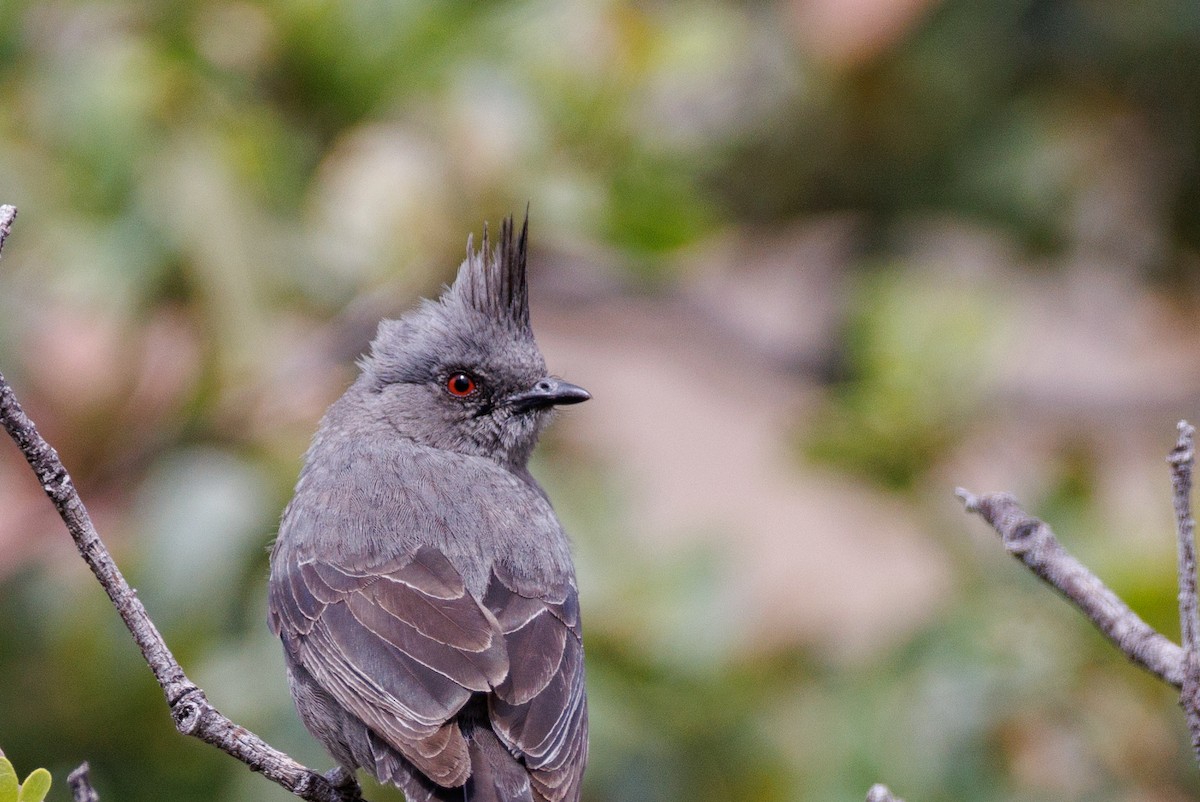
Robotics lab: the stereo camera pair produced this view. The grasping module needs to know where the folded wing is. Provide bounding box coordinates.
[269,546,510,788]
[484,565,588,802]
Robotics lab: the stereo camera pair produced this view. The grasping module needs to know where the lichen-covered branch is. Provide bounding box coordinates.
[0,207,362,802]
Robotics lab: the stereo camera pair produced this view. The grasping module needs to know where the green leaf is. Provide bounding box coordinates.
[0,757,18,802]
[17,769,51,802]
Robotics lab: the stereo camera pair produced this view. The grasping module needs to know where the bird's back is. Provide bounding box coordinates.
[269,389,587,802]
[276,388,576,592]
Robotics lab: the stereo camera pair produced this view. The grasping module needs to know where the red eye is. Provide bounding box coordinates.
[446,372,477,398]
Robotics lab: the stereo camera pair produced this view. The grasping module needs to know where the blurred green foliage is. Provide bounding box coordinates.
[803,268,995,488]
[1,1,1200,801]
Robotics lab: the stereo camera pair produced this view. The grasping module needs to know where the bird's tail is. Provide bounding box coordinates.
[462,722,534,802]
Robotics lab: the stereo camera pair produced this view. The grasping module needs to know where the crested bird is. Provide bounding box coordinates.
[269,215,589,802]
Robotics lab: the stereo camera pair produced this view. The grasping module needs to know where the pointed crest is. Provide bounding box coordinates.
[450,213,531,334]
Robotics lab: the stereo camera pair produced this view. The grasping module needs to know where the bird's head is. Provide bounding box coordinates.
[359,215,589,467]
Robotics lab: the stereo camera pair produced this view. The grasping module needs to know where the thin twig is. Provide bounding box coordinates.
[865,783,905,802]
[0,209,362,802]
[1168,421,1200,762]
[0,205,15,258]
[957,488,1186,688]
[1171,422,1199,651]
[68,763,100,802]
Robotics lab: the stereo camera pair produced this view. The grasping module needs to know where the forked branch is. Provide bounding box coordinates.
[959,421,1200,764]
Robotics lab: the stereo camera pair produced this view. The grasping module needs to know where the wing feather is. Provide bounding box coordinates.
[269,546,510,788]
[484,566,588,802]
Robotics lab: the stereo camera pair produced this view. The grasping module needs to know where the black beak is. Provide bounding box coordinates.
[507,377,591,413]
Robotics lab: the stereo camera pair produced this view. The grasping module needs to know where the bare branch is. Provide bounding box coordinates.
[0,370,361,801]
[0,211,362,802]
[1170,422,1199,652]
[0,205,15,258]
[866,784,905,802]
[1168,421,1200,762]
[68,763,100,802]
[957,488,1186,688]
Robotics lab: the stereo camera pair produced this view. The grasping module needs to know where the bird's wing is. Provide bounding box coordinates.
[484,563,588,802]
[269,545,510,788]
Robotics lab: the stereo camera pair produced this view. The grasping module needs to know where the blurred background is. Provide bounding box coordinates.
[2,0,1200,800]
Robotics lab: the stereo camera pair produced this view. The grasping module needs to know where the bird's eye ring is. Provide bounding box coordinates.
[445,372,478,398]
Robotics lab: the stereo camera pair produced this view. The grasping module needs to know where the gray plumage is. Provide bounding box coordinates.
[268,216,589,802]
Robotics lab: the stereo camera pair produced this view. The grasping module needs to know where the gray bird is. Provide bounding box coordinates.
[268,216,589,802]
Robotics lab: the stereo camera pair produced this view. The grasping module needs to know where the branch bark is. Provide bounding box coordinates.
[0,205,15,256]
[959,420,1200,766]
[0,206,362,802]
[68,763,100,802]
[1168,422,1200,762]
[956,488,1186,687]
[865,783,905,802]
